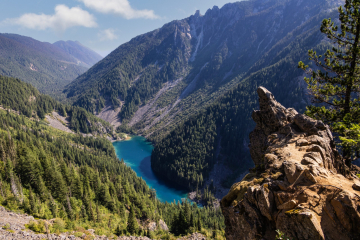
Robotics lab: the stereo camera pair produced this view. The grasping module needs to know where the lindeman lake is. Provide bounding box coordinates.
[113,136,188,203]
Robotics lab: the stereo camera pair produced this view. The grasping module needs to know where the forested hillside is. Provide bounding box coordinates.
[0,34,99,95]
[0,75,113,135]
[0,109,224,238]
[151,85,254,190]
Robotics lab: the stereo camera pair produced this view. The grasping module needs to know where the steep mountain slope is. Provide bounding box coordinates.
[64,0,342,140]
[0,33,98,94]
[150,10,338,190]
[53,40,103,68]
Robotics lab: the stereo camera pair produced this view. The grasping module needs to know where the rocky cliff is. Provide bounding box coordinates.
[221,87,360,240]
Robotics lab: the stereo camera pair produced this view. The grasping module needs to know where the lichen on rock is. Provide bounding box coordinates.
[221,87,360,240]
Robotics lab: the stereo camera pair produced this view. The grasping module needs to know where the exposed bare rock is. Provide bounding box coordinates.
[96,105,122,128]
[176,233,206,240]
[221,87,360,240]
[158,219,169,231]
[147,222,157,231]
[249,87,299,165]
[146,219,168,232]
[46,112,73,134]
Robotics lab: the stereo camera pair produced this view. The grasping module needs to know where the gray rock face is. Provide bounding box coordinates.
[221,87,360,240]
[158,219,169,231]
[250,87,299,165]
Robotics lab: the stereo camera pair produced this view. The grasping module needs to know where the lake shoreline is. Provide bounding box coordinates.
[111,134,133,142]
[113,136,188,203]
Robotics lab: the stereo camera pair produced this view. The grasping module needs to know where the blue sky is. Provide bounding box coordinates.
[0,0,240,57]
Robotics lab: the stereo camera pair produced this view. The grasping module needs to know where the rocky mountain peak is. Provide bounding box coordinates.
[194,10,201,18]
[221,87,360,240]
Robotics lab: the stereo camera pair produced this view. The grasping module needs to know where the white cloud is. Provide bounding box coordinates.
[98,28,118,41]
[3,5,97,32]
[79,0,159,19]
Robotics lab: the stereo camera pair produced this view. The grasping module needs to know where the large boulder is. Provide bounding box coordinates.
[221,87,360,240]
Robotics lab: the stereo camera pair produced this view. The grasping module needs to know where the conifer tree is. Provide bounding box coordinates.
[66,195,74,220]
[49,195,57,218]
[197,214,202,232]
[96,202,101,222]
[178,208,188,235]
[115,225,122,236]
[126,206,138,235]
[299,0,360,164]
[171,212,179,234]
[212,222,218,238]
[190,212,195,228]
[29,187,36,214]
[81,205,87,221]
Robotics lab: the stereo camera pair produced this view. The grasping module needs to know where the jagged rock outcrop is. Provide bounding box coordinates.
[221,87,360,240]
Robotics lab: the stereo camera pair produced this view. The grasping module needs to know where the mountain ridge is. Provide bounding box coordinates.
[0,33,102,95]
[61,0,345,195]
[53,40,103,68]
[64,0,342,139]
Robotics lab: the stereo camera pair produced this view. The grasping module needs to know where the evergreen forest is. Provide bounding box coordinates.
[0,75,225,239]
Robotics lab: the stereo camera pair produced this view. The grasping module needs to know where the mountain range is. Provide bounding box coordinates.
[63,0,343,189]
[1,0,360,239]
[0,33,102,95]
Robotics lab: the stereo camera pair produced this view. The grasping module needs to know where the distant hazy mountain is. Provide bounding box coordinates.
[0,33,101,95]
[53,40,103,68]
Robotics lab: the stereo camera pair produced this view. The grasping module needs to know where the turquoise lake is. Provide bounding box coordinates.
[113,136,188,203]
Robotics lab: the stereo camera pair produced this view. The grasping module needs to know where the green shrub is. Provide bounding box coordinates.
[65,220,75,231]
[74,232,84,237]
[26,220,46,233]
[95,228,106,236]
[275,229,292,240]
[51,218,66,233]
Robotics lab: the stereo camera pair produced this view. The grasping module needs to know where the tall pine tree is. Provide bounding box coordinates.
[299,0,360,164]
[126,206,138,235]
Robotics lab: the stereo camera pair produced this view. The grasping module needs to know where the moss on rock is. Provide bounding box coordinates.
[221,175,264,208]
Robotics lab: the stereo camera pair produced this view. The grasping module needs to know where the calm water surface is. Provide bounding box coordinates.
[113,136,188,203]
